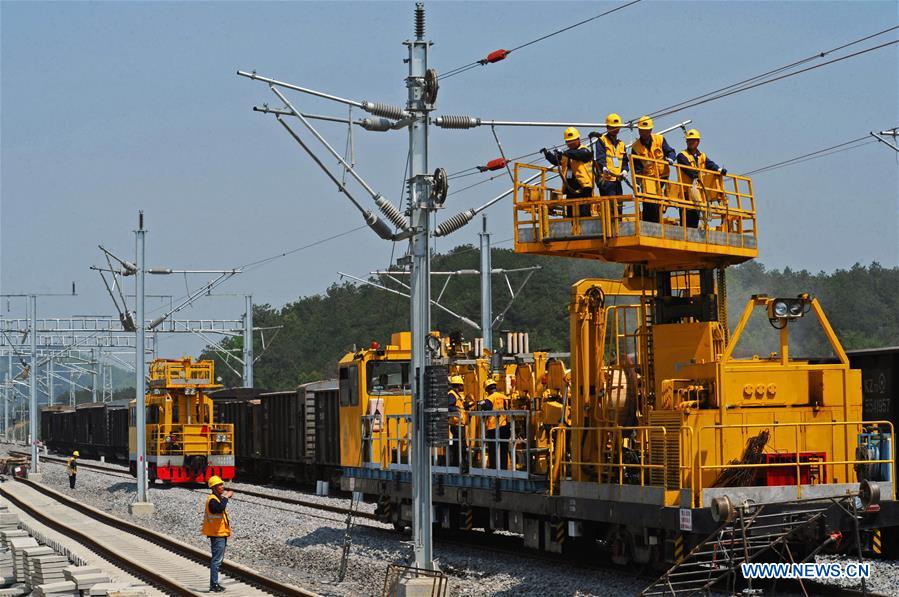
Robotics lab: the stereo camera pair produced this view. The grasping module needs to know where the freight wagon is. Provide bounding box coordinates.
[210,380,339,485]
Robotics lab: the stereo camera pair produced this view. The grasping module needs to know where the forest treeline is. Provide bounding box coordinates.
[201,246,898,390]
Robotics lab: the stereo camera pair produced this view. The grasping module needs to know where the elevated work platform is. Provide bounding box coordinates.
[513,162,758,270]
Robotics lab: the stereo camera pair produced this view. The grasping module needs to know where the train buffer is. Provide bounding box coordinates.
[513,161,758,270]
[640,492,868,597]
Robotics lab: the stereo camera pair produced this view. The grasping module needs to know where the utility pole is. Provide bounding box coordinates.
[3,373,8,443]
[29,295,39,477]
[91,348,99,403]
[479,216,492,355]
[130,211,154,516]
[47,357,54,406]
[243,295,253,387]
[406,3,435,570]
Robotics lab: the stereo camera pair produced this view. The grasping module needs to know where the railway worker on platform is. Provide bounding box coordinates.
[203,475,232,593]
[588,113,631,197]
[479,380,511,471]
[630,116,677,223]
[447,376,468,467]
[541,127,595,216]
[67,451,79,489]
[676,129,727,228]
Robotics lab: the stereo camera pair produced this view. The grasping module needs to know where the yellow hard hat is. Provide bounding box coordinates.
[563,126,580,142]
[685,128,701,140]
[207,475,224,488]
[484,379,497,391]
[637,116,654,131]
[73,451,79,457]
[605,113,623,127]
[449,375,464,385]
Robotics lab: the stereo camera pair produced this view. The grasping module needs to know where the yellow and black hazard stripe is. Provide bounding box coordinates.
[461,507,473,531]
[872,529,882,556]
[674,534,685,564]
[553,520,566,545]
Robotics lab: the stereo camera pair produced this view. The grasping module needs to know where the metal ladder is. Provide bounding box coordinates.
[641,502,830,596]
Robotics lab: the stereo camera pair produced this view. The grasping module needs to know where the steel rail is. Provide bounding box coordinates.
[0,479,201,596]
[7,476,315,596]
[15,451,377,521]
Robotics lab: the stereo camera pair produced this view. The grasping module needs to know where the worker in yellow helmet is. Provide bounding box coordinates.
[67,451,79,489]
[630,116,677,223]
[588,113,630,196]
[478,379,510,470]
[676,129,727,228]
[202,475,233,593]
[447,375,467,467]
[541,127,595,216]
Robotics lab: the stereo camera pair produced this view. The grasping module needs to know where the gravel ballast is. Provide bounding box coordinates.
[28,456,647,596]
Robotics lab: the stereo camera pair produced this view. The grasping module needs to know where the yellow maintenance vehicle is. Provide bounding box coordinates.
[129,357,234,484]
[340,151,894,590]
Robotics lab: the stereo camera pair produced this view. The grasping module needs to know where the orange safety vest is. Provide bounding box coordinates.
[448,390,465,427]
[559,145,595,190]
[678,150,708,181]
[484,391,509,431]
[202,494,231,537]
[599,134,627,181]
[631,134,670,179]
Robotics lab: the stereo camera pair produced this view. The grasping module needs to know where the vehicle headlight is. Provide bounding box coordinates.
[772,300,789,318]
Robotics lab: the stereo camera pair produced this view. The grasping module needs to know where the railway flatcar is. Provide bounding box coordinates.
[338,158,899,586]
[128,357,234,484]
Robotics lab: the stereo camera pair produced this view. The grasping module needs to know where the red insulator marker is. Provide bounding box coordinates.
[479,49,509,65]
[479,158,508,172]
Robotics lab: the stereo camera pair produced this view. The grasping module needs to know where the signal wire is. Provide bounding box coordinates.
[642,25,899,121]
[441,0,643,80]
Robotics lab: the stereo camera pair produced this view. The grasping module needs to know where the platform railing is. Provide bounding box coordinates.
[547,424,693,497]
[147,423,234,456]
[466,410,532,479]
[513,161,757,251]
[695,420,896,507]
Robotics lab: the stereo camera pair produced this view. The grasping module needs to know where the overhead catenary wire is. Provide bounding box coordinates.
[441,0,643,80]
[645,37,899,121]
[641,25,899,122]
[742,135,875,176]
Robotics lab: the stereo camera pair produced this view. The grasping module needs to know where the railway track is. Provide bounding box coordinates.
[16,452,885,596]
[0,475,315,596]
[12,451,378,521]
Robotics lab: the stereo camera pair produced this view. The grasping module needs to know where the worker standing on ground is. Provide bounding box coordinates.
[541,127,595,216]
[67,451,78,489]
[676,129,727,228]
[631,116,677,223]
[589,113,630,196]
[479,380,510,471]
[447,376,467,467]
[202,475,233,593]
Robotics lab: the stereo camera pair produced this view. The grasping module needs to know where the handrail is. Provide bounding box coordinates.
[695,420,895,507]
[513,161,757,253]
[146,423,234,456]
[547,424,690,496]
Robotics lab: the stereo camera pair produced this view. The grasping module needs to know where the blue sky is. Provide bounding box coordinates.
[1,1,897,357]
